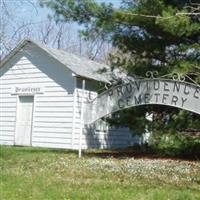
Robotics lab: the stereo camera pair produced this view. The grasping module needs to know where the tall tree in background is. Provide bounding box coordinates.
[41,0,200,133]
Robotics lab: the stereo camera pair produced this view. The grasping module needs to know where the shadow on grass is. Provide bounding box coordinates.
[83,147,200,161]
[0,145,77,156]
[1,145,199,161]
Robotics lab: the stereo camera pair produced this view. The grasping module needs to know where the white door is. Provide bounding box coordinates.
[15,96,34,146]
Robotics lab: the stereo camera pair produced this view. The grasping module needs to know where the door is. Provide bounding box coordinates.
[15,96,34,146]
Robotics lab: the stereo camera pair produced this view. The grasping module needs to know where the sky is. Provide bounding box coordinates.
[3,0,122,44]
[5,0,121,25]
[1,0,122,57]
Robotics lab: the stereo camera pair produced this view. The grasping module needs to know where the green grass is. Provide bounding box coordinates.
[0,146,200,200]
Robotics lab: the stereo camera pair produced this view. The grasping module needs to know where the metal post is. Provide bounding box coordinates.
[78,79,85,158]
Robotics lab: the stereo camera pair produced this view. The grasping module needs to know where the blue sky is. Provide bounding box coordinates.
[2,0,122,54]
[3,0,122,44]
[0,0,121,56]
[7,0,121,24]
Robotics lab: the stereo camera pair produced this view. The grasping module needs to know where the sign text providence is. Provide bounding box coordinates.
[84,79,200,124]
[112,79,199,109]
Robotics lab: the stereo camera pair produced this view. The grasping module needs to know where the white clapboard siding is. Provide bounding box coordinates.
[73,132,131,140]
[1,81,68,88]
[3,71,42,77]
[0,135,14,141]
[71,88,135,149]
[34,117,72,123]
[0,116,16,122]
[73,135,130,142]
[0,91,12,95]
[0,121,16,127]
[0,112,17,117]
[0,141,14,145]
[44,88,69,93]
[0,99,16,103]
[0,134,14,140]
[33,129,72,135]
[1,74,48,80]
[0,94,14,97]
[0,126,15,131]
[1,77,49,84]
[73,139,129,145]
[34,122,72,128]
[0,107,16,112]
[32,142,71,149]
[7,67,39,72]
[0,88,11,93]
[36,96,73,102]
[72,142,129,150]
[34,107,73,112]
[0,93,16,144]
[34,112,73,118]
[0,101,17,106]
[0,102,16,107]
[0,43,75,148]
[32,137,71,144]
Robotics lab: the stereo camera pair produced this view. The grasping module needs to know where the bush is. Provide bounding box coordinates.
[148,131,200,158]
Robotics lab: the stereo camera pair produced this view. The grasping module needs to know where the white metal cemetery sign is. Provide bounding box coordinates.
[84,75,200,124]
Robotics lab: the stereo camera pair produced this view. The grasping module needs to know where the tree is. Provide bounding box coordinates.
[41,0,200,133]
[0,0,110,61]
[0,0,43,60]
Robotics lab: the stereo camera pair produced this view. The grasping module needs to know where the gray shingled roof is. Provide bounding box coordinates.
[0,39,111,83]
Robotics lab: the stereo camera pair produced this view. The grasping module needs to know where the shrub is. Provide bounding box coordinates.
[148,131,200,158]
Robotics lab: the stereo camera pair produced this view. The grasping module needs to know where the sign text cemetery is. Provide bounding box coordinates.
[84,78,200,124]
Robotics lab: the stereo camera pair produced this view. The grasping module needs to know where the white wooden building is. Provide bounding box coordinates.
[0,39,141,149]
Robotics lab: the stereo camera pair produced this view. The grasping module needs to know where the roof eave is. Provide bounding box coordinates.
[0,39,111,84]
[74,74,111,84]
[0,39,31,68]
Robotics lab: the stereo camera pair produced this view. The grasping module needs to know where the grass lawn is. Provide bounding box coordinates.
[0,146,200,200]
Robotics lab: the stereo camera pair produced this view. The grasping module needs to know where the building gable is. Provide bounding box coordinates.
[0,41,75,94]
[1,39,111,83]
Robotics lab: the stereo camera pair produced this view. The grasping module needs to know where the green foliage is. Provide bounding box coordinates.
[40,0,200,76]
[107,106,152,134]
[41,0,200,133]
[156,7,200,37]
[149,131,200,157]
[152,108,200,131]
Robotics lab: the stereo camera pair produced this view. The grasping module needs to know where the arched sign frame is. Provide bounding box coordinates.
[84,72,200,125]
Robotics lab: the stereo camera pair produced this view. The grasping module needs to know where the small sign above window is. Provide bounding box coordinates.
[11,86,44,95]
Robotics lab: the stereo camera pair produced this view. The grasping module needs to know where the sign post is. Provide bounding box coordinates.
[78,79,85,158]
